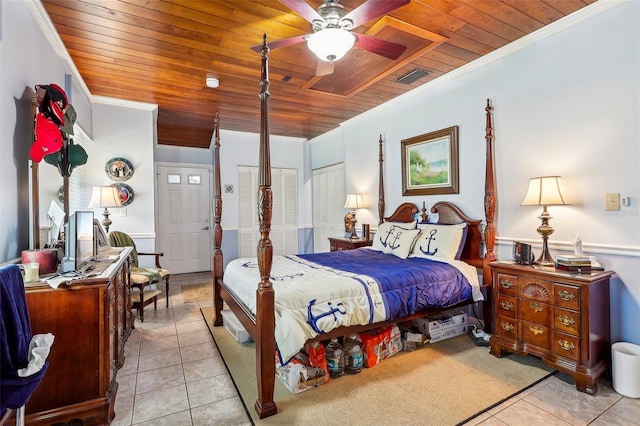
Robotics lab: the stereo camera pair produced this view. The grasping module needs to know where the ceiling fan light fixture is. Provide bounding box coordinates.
[307,28,356,62]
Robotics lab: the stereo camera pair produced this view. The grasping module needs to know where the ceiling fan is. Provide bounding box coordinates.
[251,0,410,76]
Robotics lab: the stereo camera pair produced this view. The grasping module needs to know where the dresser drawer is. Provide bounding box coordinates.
[521,320,551,350]
[554,283,580,310]
[497,295,517,318]
[496,273,518,296]
[519,276,553,303]
[496,314,518,339]
[519,299,551,326]
[553,331,581,361]
[554,307,580,336]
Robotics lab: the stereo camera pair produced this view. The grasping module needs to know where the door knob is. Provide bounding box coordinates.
[202,226,210,230]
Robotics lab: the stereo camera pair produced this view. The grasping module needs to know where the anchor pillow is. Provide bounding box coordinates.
[411,222,468,260]
[371,220,417,252]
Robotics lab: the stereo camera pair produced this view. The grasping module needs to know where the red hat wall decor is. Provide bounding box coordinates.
[30,112,63,162]
[30,83,87,175]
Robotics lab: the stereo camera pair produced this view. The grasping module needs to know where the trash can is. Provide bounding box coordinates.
[611,342,640,398]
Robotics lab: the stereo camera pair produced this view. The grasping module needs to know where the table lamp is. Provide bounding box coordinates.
[88,186,122,232]
[344,194,364,239]
[521,176,568,266]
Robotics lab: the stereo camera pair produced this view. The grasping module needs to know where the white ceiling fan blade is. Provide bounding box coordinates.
[316,60,334,76]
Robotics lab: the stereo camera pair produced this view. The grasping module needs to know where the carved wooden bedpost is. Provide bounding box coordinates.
[254,34,278,419]
[483,99,497,332]
[212,113,224,326]
[378,135,385,224]
[483,99,497,276]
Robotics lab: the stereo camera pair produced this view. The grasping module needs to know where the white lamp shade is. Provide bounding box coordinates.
[307,28,356,62]
[344,194,364,210]
[521,176,568,206]
[88,186,123,208]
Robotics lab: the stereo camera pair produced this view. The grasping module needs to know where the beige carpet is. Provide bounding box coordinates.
[181,283,213,303]
[201,307,554,425]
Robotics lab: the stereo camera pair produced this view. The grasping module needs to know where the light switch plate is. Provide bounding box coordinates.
[606,193,620,211]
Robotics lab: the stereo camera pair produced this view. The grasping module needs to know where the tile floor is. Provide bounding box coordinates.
[111,272,639,426]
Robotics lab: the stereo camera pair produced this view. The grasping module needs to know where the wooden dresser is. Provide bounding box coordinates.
[328,237,373,252]
[489,261,613,394]
[22,248,134,425]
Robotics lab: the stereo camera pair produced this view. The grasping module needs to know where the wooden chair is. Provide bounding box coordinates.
[108,231,170,322]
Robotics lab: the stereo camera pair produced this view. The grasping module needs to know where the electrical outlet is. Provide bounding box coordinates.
[620,196,630,207]
[119,207,127,217]
[606,193,620,211]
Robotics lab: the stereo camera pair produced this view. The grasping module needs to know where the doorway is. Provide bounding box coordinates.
[156,164,212,274]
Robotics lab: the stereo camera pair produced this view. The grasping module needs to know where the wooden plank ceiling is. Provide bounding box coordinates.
[41,0,595,148]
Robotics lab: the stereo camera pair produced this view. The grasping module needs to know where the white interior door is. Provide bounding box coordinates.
[157,165,212,274]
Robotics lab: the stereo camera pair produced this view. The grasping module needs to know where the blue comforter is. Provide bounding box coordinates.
[297,248,473,320]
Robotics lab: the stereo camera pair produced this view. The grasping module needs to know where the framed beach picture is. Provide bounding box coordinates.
[401,126,459,196]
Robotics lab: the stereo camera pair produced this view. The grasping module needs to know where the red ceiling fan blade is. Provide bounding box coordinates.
[343,0,410,28]
[250,34,309,53]
[279,0,324,24]
[315,60,334,76]
[354,33,407,60]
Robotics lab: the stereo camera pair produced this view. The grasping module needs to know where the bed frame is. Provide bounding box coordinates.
[212,36,497,419]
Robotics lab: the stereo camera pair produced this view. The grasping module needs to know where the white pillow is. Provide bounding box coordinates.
[372,220,417,251]
[411,222,468,260]
[385,228,422,259]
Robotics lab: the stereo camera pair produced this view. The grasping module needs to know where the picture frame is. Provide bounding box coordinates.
[401,126,459,196]
[111,183,134,206]
[105,157,134,182]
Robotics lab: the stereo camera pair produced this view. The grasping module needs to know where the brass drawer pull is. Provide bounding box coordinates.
[500,279,514,289]
[529,302,544,313]
[501,321,514,332]
[558,315,575,326]
[558,290,576,301]
[500,301,514,310]
[529,325,544,336]
[557,340,575,351]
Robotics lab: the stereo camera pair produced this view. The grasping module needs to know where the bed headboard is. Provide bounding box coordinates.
[381,201,484,271]
[376,99,496,285]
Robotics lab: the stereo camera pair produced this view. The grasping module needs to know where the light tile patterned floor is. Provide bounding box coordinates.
[111,272,640,425]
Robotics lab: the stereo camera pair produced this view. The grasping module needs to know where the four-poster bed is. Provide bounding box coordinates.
[212,36,497,419]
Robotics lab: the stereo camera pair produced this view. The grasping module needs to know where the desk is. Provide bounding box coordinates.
[22,247,133,425]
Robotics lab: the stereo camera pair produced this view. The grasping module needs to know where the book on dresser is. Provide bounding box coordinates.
[555,254,603,273]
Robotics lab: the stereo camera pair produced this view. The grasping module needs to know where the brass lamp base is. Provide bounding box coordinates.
[102,208,113,233]
[534,207,555,267]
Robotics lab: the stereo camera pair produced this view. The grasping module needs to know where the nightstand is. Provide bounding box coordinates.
[328,237,373,252]
[489,261,614,394]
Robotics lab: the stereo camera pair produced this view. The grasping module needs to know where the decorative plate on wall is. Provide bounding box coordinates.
[105,157,134,182]
[111,183,134,206]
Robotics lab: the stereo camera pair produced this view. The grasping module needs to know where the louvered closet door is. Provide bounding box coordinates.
[238,166,298,258]
[312,164,345,253]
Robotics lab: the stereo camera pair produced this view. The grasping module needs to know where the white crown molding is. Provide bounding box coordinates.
[344,0,627,127]
[27,0,92,106]
[496,237,640,258]
[92,95,158,111]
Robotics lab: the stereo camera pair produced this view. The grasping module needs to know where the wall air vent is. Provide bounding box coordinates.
[395,68,432,84]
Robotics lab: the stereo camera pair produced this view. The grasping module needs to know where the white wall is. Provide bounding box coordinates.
[87,98,157,238]
[0,0,82,260]
[309,1,640,345]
